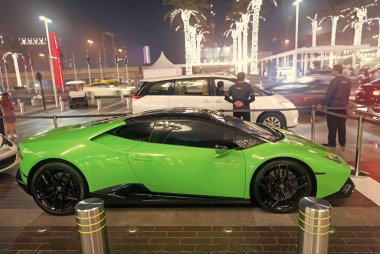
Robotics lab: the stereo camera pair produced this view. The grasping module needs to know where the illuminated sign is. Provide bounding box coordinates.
[18,37,47,46]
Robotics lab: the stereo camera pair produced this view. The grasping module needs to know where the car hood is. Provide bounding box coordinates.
[278,129,328,154]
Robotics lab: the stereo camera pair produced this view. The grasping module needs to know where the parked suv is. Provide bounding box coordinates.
[133,75,298,128]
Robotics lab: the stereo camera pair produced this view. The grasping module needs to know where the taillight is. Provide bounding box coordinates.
[373,90,380,96]
[132,95,143,100]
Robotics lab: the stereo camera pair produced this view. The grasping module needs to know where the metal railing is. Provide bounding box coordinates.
[1,104,379,177]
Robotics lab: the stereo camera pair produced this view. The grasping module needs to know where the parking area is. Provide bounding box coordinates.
[1,99,380,253]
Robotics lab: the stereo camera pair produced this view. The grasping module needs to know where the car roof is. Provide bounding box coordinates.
[140,74,236,83]
[126,108,223,122]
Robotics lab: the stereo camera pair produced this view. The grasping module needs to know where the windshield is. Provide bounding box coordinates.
[210,112,284,142]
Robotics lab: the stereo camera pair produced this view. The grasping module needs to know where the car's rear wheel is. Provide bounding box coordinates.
[258,113,286,129]
[31,162,87,215]
[252,160,314,213]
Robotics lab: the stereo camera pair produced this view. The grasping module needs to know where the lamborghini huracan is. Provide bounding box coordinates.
[16,108,354,215]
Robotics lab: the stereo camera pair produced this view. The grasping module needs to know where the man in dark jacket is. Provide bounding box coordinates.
[319,64,351,147]
[225,72,255,121]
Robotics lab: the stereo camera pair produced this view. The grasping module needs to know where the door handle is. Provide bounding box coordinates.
[215,100,223,103]
[202,100,211,103]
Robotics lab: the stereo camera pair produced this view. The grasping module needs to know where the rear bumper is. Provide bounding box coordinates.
[15,168,30,195]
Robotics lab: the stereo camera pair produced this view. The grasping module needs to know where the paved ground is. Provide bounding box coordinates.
[1,99,380,253]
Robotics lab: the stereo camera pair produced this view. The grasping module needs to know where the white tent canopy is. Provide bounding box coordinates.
[142,51,182,79]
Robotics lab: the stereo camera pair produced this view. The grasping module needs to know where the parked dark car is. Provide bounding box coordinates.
[354,80,380,106]
[264,81,329,107]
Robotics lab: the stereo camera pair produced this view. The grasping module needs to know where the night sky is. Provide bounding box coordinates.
[0,0,328,67]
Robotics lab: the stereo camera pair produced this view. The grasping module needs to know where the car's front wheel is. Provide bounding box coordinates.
[258,113,286,129]
[252,160,314,213]
[31,162,87,215]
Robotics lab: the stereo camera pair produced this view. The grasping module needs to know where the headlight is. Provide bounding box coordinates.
[324,152,341,164]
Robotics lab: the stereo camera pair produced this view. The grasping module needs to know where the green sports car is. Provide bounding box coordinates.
[16,108,354,215]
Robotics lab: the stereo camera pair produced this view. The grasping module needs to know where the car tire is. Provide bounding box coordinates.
[31,162,88,216]
[258,113,286,129]
[252,160,314,213]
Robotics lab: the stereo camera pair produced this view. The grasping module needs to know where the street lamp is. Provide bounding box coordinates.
[39,15,58,107]
[87,39,94,83]
[292,0,303,81]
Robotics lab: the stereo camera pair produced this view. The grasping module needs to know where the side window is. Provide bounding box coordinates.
[139,81,174,96]
[214,79,235,94]
[174,79,210,96]
[234,132,263,149]
[151,120,235,149]
[113,122,154,142]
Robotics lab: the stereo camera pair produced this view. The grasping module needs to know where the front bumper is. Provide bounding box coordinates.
[340,177,355,196]
[15,168,30,195]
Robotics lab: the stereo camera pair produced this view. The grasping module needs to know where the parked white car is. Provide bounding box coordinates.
[132,75,298,128]
[0,134,19,173]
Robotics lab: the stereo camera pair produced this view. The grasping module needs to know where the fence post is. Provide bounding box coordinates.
[97,99,102,111]
[127,96,132,112]
[76,198,109,254]
[353,116,369,177]
[59,96,65,112]
[53,115,58,128]
[297,197,332,254]
[311,105,316,142]
[19,102,25,115]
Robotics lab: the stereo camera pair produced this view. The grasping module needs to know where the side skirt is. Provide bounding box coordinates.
[91,184,251,205]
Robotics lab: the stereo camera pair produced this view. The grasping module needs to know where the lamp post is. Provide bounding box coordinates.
[87,39,93,83]
[293,0,302,82]
[39,15,58,107]
[123,48,129,84]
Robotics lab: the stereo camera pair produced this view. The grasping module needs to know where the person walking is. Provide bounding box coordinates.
[318,64,351,147]
[0,93,17,139]
[225,72,255,121]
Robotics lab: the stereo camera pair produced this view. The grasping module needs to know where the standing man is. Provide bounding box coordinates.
[318,64,351,147]
[225,72,255,121]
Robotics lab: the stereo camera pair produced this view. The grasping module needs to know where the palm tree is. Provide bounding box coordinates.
[163,0,212,75]
[341,0,377,46]
[231,0,286,74]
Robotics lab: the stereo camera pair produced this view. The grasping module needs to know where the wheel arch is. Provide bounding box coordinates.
[249,157,317,201]
[256,111,287,128]
[27,158,89,194]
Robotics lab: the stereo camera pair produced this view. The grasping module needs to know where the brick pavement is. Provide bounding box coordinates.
[0,226,380,253]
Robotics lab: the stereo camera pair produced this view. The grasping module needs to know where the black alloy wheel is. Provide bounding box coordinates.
[31,162,87,215]
[252,160,314,213]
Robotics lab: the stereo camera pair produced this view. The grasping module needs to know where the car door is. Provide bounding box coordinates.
[132,81,174,113]
[127,119,246,198]
[168,78,214,110]
[211,78,263,121]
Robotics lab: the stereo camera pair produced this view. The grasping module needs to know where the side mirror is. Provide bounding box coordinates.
[215,144,229,156]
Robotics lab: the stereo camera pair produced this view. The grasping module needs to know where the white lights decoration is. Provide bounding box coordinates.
[236,21,244,73]
[241,13,250,73]
[248,0,262,75]
[306,14,323,48]
[368,18,380,57]
[321,14,343,67]
[169,8,205,75]
[196,28,209,64]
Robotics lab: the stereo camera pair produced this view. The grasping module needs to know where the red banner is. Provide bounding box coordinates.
[49,32,64,90]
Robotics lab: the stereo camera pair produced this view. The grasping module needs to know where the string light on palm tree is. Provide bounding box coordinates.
[342,3,375,46]
[320,13,344,67]
[248,0,262,75]
[163,0,211,75]
[241,13,250,73]
[224,26,239,67]
[306,14,323,48]
[236,21,244,73]
[195,27,209,64]
[369,18,380,57]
